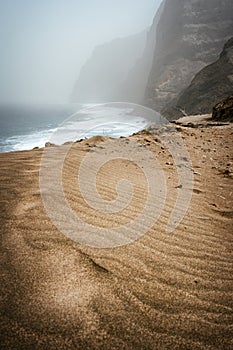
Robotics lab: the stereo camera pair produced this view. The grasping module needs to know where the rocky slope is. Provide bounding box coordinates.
[212,94,233,122]
[163,37,233,118]
[145,0,233,113]
[71,31,146,103]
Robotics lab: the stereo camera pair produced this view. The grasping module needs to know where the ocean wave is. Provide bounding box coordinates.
[0,103,159,152]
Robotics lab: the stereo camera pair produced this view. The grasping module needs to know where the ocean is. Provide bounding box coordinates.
[0,103,162,153]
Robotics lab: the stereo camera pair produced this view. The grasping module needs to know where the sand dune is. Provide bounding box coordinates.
[0,116,232,349]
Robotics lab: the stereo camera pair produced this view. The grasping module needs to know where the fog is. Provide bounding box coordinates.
[0,0,162,104]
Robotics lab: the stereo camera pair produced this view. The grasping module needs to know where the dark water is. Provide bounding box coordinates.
[0,104,82,153]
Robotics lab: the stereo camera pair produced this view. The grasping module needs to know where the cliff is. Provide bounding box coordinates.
[119,0,165,103]
[71,31,146,103]
[163,37,233,118]
[145,0,233,113]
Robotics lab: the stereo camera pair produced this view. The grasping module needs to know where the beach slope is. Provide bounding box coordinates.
[0,117,232,349]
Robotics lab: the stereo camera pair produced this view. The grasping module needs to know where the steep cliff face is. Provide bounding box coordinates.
[163,37,233,118]
[119,0,165,103]
[71,31,146,103]
[145,0,233,112]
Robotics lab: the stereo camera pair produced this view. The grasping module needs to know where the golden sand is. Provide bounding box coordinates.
[0,116,232,349]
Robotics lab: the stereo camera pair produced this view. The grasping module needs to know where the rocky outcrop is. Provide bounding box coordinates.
[71,31,147,103]
[145,0,233,113]
[163,37,233,118]
[212,94,233,122]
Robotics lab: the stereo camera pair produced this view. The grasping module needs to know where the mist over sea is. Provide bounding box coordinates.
[0,103,157,153]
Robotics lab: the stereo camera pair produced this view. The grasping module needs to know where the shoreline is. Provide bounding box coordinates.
[0,116,232,349]
[0,113,226,155]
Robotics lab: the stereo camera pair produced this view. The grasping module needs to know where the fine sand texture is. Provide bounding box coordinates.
[0,116,232,349]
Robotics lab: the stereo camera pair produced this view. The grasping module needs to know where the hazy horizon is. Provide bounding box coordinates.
[0,0,163,105]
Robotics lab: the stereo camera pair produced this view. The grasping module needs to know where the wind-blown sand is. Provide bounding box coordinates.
[0,116,232,349]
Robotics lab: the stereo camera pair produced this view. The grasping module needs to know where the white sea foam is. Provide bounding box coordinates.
[0,103,161,152]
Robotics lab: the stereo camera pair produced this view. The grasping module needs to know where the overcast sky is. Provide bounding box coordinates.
[0,0,162,104]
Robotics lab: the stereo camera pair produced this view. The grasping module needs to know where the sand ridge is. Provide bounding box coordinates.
[0,117,232,349]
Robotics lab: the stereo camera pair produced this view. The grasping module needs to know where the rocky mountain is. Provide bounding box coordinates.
[163,37,233,118]
[145,0,233,113]
[119,0,165,103]
[71,31,147,103]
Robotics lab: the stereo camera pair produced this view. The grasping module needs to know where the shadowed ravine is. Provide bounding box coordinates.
[0,117,232,349]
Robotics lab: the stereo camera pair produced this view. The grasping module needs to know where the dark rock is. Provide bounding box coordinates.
[212,94,233,122]
[223,169,231,175]
[163,38,233,118]
[144,0,233,114]
[176,184,183,189]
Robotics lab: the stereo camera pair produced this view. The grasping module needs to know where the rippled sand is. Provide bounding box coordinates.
[0,116,232,349]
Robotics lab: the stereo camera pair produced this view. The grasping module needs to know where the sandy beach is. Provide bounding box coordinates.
[0,116,232,349]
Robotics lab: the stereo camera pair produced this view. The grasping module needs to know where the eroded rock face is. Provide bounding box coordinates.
[163,37,233,119]
[145,0,233,113]
[212,94,233,122]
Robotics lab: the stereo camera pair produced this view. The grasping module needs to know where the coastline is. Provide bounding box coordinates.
[0,116,232,349]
